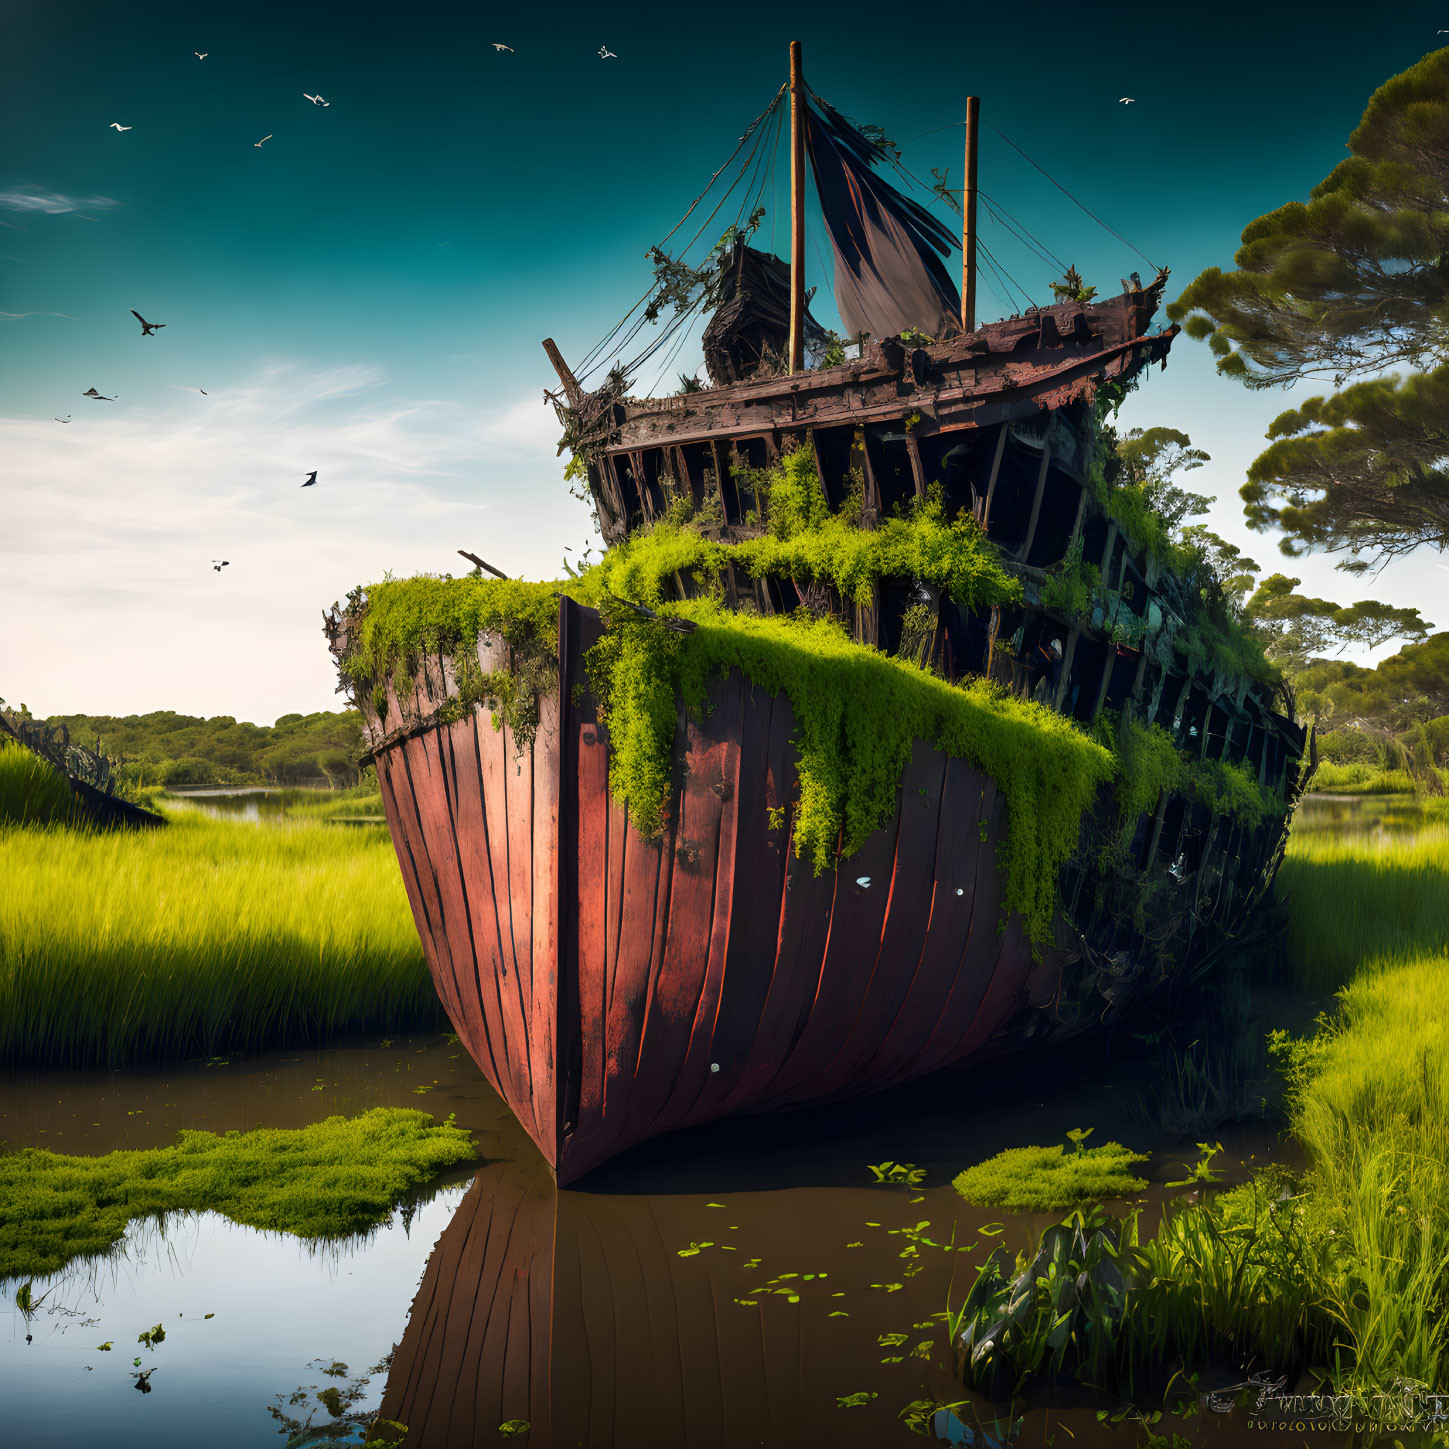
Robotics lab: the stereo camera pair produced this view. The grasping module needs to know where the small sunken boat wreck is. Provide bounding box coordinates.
[327,45,1307,1184]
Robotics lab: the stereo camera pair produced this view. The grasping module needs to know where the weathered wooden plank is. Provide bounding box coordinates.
[854,754,986,1088]
[814,740,948,1095]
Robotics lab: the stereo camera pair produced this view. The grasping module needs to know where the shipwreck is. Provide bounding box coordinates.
[326,45,1307,1184]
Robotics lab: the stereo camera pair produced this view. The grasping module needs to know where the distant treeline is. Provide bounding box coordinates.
[43,709,366,789]
[1296,634,1449,790]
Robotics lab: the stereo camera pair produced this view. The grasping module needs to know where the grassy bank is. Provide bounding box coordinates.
[0,1108,476,1281]
[1277,819,1449,991]
[1279,952,1449,1390]
[0,809,439,1066]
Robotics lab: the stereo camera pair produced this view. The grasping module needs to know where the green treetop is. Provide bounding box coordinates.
[1167,48,1449,566]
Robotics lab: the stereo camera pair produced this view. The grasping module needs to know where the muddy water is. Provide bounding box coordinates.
[0,1024,1345,1449]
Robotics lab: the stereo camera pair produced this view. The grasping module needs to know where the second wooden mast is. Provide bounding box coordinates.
[788,40,806,373]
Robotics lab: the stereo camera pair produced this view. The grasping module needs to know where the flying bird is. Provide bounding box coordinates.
[130,309,165,336]
[199,388,207,395]
[301,471,318,487]
[109,122,132,131]
[599,45,617,58]
[195,52,208,59]
[303,93,330,106]
[82,388,115,400]
[1119,97,1135,104]
[211,560,229,571]
[54,415,71,423]
[254,134,272,147]
[492,42,513,51]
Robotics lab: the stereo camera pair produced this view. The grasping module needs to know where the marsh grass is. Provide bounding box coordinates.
[1277,823,1449,991]
[0,739,78,827]
[0,1108,476,1281]
[0,809,439,1065]
[1281,953,1449,1389]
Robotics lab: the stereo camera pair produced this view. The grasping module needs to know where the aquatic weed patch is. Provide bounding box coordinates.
[0,1108,477,1280]
[0,810,438,1066]
[952,1133,1150,1212]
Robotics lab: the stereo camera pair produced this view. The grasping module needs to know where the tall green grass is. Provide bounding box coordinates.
[1279,953,1449,1390]
[0,739,78,827]
[0,810,439,1065]
[1277,822,1449,991]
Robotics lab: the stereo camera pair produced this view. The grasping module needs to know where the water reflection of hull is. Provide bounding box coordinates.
[378,1162,953,1448]
[364,597,1044,1185]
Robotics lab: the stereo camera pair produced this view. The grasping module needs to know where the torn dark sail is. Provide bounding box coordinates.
[804,94,962,342]
[702,239,828,385]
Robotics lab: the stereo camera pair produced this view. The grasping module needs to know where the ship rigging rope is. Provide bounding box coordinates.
[978,192,1069,276]
[985,123,1160,273]
[895,117,1158,275]
[575,87,786,387]
[620,101,785,394]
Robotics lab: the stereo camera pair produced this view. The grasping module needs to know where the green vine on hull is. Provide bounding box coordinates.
[340,572,1109,951]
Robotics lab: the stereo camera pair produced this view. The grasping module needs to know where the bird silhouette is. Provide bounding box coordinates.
[303,93,330,106]
[1119,97,1135,104]
[492,42,514,52]
[199,389,207,395]
[82,388,115,400]
[599,45,617,58]
[109,122,132,131]
[301,471,318,487]
[54,416,71,423]
[130,309,165,337]
[195,51,208,59]
[254,134,273,147]
[212,560,229,571]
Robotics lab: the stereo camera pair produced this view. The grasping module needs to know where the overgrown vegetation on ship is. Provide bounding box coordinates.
[0,1109,476,1281]
[340,451,1115,947]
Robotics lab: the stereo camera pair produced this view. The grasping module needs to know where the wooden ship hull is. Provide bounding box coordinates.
[355,594,1049,1185]
[329,61,1308,1184]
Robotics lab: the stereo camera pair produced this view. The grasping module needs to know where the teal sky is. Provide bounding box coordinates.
[4,0,1446,720]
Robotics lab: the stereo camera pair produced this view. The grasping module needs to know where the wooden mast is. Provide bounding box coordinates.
[961,95,980,333]
[788,40,806,374]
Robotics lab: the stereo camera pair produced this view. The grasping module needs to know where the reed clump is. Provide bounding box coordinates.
[0,739,79,827]
[0,809,439,1066]
[1277,952,1449,1391]
[0,1108,476,1281]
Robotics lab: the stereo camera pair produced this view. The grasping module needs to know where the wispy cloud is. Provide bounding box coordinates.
[0,187,120,215]
[1,361,597,721]
[1,310,77,321]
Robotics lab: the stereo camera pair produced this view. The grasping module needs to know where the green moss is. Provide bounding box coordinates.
[1183,755,1282,828]
[952,1136,1150,1212]
[1117,719,1184,829]
[737,453,1018,611]
[592,599,1114,946]
[0,1108,476,1281]
[1040,533,1101,618]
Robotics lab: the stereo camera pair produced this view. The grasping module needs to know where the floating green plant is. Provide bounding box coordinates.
[952,1132,1150,1212]
[0,1108,476,1280]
